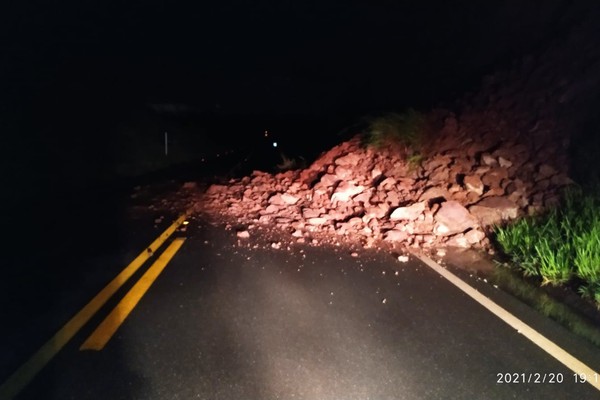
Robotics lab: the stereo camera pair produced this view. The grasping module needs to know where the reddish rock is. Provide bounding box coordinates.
[465,229,486,244]
[334,165,354,180]
[268,193,299,206]
[537,163,557,179]
[302,208,322,219]
[335,153,362,166]
[390,202,426,221]
[463,175,484,195]
[533,178,551,192]
[466,191,482,204]
[418,187,451,202]
[498,157,513,168]
[481,153,498,167]
[424,155,453,171]
[264,204,280,214]
[365,203,390,221]
[281,193,301,205]
[474,196,519,219]
[352,189,373,204]
[433,201,478,236]
[481,167,509,188]
[378,177,397,190]
[331,181,365,203]
[307,217,328,226]
[299,169,320,186]
[446,234,470,248]
[319,173,339,187]
[468,207,501,226]
[383,229,409,243]
[385,191,402,207]
[428,166,450,183]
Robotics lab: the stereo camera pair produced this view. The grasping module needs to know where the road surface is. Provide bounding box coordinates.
[2,186,600,400]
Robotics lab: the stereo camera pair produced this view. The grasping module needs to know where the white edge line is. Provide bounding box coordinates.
[413,251,600,392]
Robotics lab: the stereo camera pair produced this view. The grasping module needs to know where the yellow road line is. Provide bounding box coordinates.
[414,252,600,392]
[0,212,190,400]
[80,237,186,351]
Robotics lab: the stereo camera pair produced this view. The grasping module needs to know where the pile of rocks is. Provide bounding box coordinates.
[200,121,573,252]
[197,8,600,252]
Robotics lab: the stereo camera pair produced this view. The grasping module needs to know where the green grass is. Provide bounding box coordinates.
[365,108,425,147]
[493,186,600,308]
[362,108,429,167]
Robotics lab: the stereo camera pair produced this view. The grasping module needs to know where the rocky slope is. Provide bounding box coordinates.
[199,124,572,254]
[181,5,600,256]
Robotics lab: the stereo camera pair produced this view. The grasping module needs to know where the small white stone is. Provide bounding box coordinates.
[397,255,409,263]
[382,298,387,304]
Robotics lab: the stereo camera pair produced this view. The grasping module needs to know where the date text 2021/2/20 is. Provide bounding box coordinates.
[496,373,563,384]
[497,372,599,384]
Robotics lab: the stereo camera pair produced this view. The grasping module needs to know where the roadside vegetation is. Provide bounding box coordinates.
[484,113,600,348]
[362,108,430,170]
[492,112,600,314]
[493,186,600,309]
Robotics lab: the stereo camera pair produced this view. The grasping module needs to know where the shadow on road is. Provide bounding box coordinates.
[0,181,154,399]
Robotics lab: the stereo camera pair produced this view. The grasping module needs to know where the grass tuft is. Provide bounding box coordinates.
[366,109,424,146]
[362,108,430,164]
[493,186,600,308]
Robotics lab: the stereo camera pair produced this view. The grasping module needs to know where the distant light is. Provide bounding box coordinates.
[264,130,269,137]
[272,142,278,148]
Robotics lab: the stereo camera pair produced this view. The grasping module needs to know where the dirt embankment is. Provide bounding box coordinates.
[153,5,600,259]
[195,9,600,254]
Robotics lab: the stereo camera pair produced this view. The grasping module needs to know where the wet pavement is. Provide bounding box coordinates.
[2,195,600,399]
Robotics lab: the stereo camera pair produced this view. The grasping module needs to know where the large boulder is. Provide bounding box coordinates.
[469,196,520,227]
[433,201,478,236]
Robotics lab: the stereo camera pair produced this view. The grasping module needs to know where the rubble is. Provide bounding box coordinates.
[190,9,600,253]
[198,121,574,252]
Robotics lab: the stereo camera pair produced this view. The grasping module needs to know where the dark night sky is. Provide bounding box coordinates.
[0,0,590,200]
[3,0,597,243]
[2,1,576,118]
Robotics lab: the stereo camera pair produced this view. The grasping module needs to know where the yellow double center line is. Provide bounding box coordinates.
[79,237,186,351]
[0,212,190,400]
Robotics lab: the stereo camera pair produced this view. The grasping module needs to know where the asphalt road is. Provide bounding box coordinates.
[2,191,600,400]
